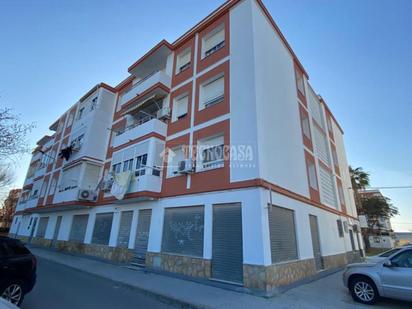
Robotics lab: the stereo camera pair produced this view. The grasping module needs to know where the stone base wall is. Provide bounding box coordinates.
[346,251,362,264]
[16,235,30,243]
[54,241,134,263]
[31,237,52,247]
[323,252,347,269]
[146,252,211,278]
[244,258,316,291]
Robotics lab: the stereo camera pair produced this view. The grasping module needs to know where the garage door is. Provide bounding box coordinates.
[212,203,243,284]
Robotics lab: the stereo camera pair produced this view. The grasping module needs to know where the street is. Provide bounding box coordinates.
[22,258,174,309]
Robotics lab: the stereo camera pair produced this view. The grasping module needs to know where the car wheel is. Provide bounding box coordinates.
[349,276,379,305]
[1,281,25,306]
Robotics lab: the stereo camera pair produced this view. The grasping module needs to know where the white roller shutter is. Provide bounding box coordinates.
[319,165,338,209]
[314,126,331,165]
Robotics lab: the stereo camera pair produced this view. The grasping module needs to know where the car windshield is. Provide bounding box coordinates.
[379,248,401,257]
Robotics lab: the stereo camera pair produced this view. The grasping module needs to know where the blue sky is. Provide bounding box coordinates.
[1,0,411,231]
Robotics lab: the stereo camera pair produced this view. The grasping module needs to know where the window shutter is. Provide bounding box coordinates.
[174,95,188,120]
[314,126,330,165]
[92,212,114,245]
[117,211,133,248]
[268,206,298,263]
[204,27,225,52]
[36,217,49,238]
[162,206,204,257]
[61,165,81,190]
[69,214,89,243]
[319,165,338,208]
[201,76,224,106]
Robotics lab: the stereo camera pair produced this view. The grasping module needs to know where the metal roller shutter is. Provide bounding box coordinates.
[36,217,49,238]
[92,213,114,245]
[69,214,89,243]
[162,206,204,257]
[268,206,298,263]
[52,216,62,247]
[212,203,243,284]
[117,211,133,248]
[134,209,152,264]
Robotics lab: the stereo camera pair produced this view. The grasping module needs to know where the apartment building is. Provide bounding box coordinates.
[358,189,395,249]
[10,0,363,293]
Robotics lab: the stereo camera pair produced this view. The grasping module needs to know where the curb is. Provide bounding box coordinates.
[30,247,209,309]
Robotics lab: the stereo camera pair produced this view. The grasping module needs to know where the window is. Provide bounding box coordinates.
[197,135,224,170]
[172,94,188,122]
[90,97,98,111]
[176,48,191,74]
[295,70,305,95]
[349,230,356,251]
[379,248,402,258]
[202,24,225,58]
[167,146,185,177]
[59,165,80,191]
[49,178,57,196]
[314,126,331,165]
[331,146,339,169]
[300,106,311,141]
[92,212,114,245]
[71,134,85,149]
[199,75,224,110]
[57,120,64,133]
[123,158,134,172]
[307,160,318,190]
[162,206,204,257]
[268,205,298,263]
[77,107,85,120]
[112,163,121,174]
[31,189,39,198]
[391,250,412,268]
[67,113,74,127]
[36,217,49,238]
[135,154,147,176]
[326,115,333,133]
[337,219,344,238]
[69,214,89,243]
[337,182,345,206]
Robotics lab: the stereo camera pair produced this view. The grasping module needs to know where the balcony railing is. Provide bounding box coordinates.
[112,118,167,148]
[119,70,171,106]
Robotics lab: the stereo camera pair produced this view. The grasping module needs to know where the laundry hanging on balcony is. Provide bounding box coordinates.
[58,146,73,161]
[110,170,131,200]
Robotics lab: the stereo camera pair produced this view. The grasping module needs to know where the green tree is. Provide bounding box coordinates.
[360,196,399,233]
[349,166,370,210]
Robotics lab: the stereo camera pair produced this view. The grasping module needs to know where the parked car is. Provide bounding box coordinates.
[365,247,406,263]
[0,297,19,309]
[0,237,36,306]
[343,246,412,304]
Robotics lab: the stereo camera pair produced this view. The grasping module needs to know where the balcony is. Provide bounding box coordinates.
[53,188,79,204]
[129,173,162,193]
[120,70,171,107]
[112,117,167,148]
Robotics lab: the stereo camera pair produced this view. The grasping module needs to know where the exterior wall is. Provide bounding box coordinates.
[11,0,362,293]
[250,0,309,197]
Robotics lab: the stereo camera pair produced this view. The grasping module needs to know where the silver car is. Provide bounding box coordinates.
[343,247,412,305]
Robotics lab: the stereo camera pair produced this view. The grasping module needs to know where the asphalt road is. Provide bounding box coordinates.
[21,258,175,309]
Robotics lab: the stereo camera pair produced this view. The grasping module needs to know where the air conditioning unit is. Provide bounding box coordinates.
[157,107,171,120]
[78,189,97,201]
[101,174,114,192]
[177,159,194,174]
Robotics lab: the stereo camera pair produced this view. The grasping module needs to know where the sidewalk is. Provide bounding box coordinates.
[29,246,275,309]
[29,246,407,309]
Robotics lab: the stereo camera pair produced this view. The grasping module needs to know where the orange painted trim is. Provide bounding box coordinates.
[194,60,230,125]
[99,82,116,93]
[330,143,340,176]
[167,82,193,135]
[196,13,230,73]
[128,39,173,73]
[115,75,134,91]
